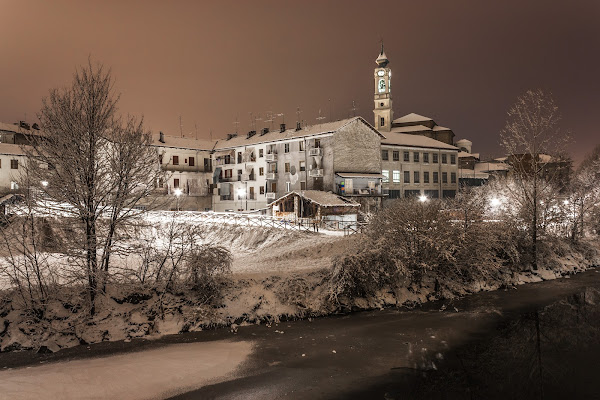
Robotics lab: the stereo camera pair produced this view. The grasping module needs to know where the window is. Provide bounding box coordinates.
[380,117,385,127]
[299,141,305,151]
[249,187,255,200]
[433,153,439,163]
[404,171,410,183]
[433,171,439,183]
[237,152,242,163]
[299,161,305,172]
[224,155,231,164]
[413,152,419,162]
[423,153,429,163]
[382,150,389,161]
[172,156,179,166]
[284,143,290,153]
[451,154,456,164]
[314,139,321,148]
[158,155,163,164]
[189,157,195,167]
[382,170,389,183]
[259,148,264,158]
[424,171,430,183]
[451,172,457,184]
[10,181,18,190]
[260,186,265,195]
[237,169,243,181]
[393,151,399,161]
[414,171,420,183]
[300,181,306,190]
[225,169,232,179]
[271,182,277,192]
[442,172,448,183]
[404,151,410,162]
[259,167,264,176]
[392,170,400,183]
[284,162,290,173]
[442,154,447,164]
[173,178,179,188]
[286,182,291,192]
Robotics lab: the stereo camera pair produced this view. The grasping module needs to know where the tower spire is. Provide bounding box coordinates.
[376,39,389,67]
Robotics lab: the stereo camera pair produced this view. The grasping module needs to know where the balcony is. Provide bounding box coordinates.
[309,148,322,157]
[266,192,276,200]
[309,168,323,178]
[162,164,205,173]
[242,174,256,181]
[266,172,277,180]
[265,153,277,162]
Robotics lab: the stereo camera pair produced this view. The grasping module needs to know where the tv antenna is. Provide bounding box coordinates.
[316,109,326,127]
[265,110,274,130]
[350,100,358,117]
[179,115,183,137]
[233,115,240,134]
[277,113,285,124]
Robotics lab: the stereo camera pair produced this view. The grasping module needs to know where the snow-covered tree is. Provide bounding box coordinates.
[500,89,571,270]
[25,61,165,314]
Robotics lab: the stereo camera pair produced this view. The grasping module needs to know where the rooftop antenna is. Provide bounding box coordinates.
[255,113,263,130]
[233,115,240,134]
[350,100,358,117]
[316,108,326,127]
[179,115,183,137]
[249,112,254,131]
[328,98,333,122]
[194,122,198,140]
[296,107,302,124]
[265,110,274,130]
[277,112,285,124]
[209,129,213,141]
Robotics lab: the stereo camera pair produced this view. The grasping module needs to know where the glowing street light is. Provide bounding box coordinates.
[490,197,501,207]
[236,188,246,198]
[40,180,49,187]
[173,188,182,197]
[563,199,569,206]
[418,195,428,203]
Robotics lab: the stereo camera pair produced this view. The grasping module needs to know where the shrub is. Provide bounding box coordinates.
[185,244,233,303]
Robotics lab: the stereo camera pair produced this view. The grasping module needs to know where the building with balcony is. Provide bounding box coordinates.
[211,117,385,212]
[151,131,215,211]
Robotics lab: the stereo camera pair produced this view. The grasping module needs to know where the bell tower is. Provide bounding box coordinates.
[373,43,393,132]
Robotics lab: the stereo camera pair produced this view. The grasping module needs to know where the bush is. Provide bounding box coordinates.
[185,244,233,303]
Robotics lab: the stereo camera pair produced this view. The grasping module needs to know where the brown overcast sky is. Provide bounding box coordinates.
[1,0,599,162]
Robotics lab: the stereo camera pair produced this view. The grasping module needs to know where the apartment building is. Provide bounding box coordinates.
[211,117,385,212]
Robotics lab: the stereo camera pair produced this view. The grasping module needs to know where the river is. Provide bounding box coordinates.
[1,268,599,399]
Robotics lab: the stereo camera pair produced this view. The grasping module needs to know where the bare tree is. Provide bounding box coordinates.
[569,144,600,240]
[500,89,571,270]
[25,60,165,314]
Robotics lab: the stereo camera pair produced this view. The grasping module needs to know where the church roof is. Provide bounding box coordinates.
[151,132,217,151]
[389,125,432,133]
[381,132,458,150]
[392,113,433,125]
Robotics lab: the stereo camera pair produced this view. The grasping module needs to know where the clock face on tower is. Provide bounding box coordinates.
[378,78,386,92]
[377,70,385,77]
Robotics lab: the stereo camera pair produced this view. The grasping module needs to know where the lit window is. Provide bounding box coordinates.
[382,170,389,183]
[392,170,400,183]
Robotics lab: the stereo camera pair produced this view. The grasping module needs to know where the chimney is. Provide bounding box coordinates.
[279,123,286,133]
[159,131,165,143]
[226,133,238,140]
[247,130,256,139]
[295,121,301,131]
[19,121,30,130]
[261,127,269,136]
[32,123,40,130]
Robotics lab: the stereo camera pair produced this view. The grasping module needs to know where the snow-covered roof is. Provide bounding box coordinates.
[474,161,510,172]
[151,133,216,151]
[215,117,382,150]
[458,169,489,179]
[389,125,431,133]
[432,125,451,132]
[458,151,480,159]
[269,190,360,208]
[0,143,26,156]
[336,172,382,179]
[392,113,433,125]
[381,132,458,150]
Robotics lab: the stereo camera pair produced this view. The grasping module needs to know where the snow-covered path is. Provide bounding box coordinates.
[0,340,252,400]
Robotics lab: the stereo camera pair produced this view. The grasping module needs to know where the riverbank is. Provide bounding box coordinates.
[0,238,598,354]
[2,267,600,399]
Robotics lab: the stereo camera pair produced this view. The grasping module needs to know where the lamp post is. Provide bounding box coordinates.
[174,188,182,211]
[236,187,246,212]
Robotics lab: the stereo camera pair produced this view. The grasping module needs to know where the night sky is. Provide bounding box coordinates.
[1,0,599,162]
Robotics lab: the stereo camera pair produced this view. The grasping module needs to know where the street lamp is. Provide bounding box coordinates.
[174,188,182,211]
[236,187,246,212]
[40,180,48,187]
[418,194,428,203]
[490,197,501,208]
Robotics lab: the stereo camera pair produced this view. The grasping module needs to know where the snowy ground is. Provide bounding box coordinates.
[0,340,252,400]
